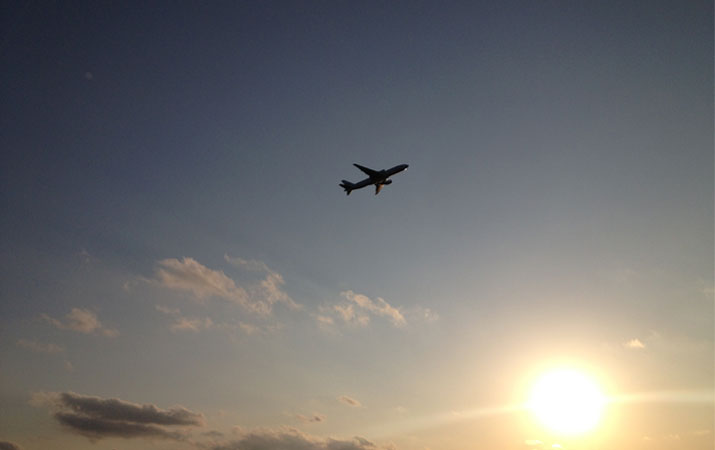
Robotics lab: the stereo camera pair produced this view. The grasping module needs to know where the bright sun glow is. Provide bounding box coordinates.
[528,369,605,435]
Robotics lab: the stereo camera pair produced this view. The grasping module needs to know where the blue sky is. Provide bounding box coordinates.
[1,2,712,449]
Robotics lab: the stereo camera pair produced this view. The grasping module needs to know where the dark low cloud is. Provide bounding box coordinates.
[0,441,22,450]
[203,430,226,439]
[54,412,183,440]
[31,391,203,441]
[56,392,203,426]
[212,428,379,450]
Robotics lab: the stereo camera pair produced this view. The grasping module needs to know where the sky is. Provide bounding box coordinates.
[0,1,712,449]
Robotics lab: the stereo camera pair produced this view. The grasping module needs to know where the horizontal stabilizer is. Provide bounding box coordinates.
[339,180,354,195]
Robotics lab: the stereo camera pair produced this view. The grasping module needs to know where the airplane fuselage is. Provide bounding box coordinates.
[340,163,408,195]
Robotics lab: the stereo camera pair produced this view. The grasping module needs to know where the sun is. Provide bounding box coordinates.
[527,369,605,435]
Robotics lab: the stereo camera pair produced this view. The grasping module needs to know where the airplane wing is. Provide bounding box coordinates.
[375,183,383,195]
[354,163,380,178]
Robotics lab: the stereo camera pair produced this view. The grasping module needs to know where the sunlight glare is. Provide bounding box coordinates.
[528,369,605,435]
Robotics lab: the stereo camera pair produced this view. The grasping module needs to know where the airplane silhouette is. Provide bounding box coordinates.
[340,163,409,195]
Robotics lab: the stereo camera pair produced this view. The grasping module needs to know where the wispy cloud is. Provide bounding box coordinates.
[30,391,204,441]
[294,413,327,424]
[337,395,362,408]
[148,256,299,316]
[212,427,380,450]
[623,338,645,349]
[170,317,215,333]
[321,291,406,329]
[344,291,405,327]
[405,306,439,324]
[16,339,64,353]
[155,305,279,336]
[224,254,300,310]
[153,257,250,306]
[42,308,118,337]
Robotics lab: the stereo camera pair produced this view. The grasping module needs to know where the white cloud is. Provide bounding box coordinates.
[343,291,405,327]
[42,308,118,337]
[149,256,299,316]
[16,339,64,353]
[224,255,300,310]
[320,291,406,329]
[154,257,251,306]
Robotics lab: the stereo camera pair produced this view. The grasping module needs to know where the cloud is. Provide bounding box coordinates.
[203,430,226,438]
[405,306,439,324]
[30,391,203,441]
[0,442,22,450]
[155,305,180,315]
[42,308,118,337]
[153,257,251,306]
[211,427,380,450]
[149,256,299,315]
[343,291,405,327]
[78,248,96,264]
[224,255,300,310]
[337,395,362,408]
[155,304,279,336]
[170,317,215,333]
[16,339,64,353]
[321,291,406,329]
[623,338,645,349]
[315,315,334,326]
[295,413,326,424]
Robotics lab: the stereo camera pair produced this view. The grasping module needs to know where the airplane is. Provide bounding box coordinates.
[339,163,409,195]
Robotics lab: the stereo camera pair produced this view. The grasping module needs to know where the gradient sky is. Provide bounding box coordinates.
[1,1,712,450]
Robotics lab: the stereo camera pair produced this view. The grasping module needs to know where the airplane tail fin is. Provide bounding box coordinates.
[339,180,354,195]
